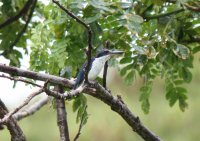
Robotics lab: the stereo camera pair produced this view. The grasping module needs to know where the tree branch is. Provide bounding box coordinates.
[0,87,44,124]
[13,96,49,121]
[144,2,200,21]
[54,85,70,141]
[88,83,161,141]
[0,99,26,141]
[0,0,34,29]
[103,41,110,89]
[0,74,42,88]
[44,84,85,99]
[0,63,74,87]
[0,64,161,141]
[183,3,200,12]
[0,0,37,56]
[73,105,88,141]
[52,0,93,83]
[145,8,184,20]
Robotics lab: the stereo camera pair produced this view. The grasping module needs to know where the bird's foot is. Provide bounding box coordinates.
[87,81,98,88]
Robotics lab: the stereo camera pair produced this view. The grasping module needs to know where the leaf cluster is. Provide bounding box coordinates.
[1,0,200,114]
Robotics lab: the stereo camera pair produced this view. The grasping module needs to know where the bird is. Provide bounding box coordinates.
[73,49,124,89]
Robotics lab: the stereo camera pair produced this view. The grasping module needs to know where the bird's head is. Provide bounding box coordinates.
[96,49,124,59]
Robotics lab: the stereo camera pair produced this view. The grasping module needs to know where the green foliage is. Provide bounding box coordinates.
[139,80,152,114]
[1,0,200,114]
[72,94,88,124]
[165,73,188,111]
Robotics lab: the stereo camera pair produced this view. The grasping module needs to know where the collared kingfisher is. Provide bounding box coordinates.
[73,49,124,89]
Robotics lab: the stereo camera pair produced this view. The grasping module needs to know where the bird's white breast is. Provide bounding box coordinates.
[88,55,110,81]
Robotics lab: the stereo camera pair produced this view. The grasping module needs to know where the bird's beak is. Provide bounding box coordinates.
[109,50,124,55]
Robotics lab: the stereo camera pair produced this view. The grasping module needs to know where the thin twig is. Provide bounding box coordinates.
[52,0,93,83]
[44,84,85,99]
[13,96,49,121]
[0,88,44,123]
[103,41,110,88]
[0,74,42,87]
[183,3,200,12]
[0,0,37,56]
[0,0,34,29]
[73,105,88,141]
[145,8,184,20]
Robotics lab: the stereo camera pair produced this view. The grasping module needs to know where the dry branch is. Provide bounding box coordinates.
[0,74,42,87]
[54,85,70,141]
[13,96,49,121]
[0,64,161,141]
[0,0,34,29]
[0,99,26,141]
[0,88,44,124]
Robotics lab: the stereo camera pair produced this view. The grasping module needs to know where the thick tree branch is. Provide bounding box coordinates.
[0,99,26,141]
[88,83,161,141]
[52,0,93,83]
[0,64,161,141]
[13,96,49,121]
[54,85,70,141]
[0,0,34,29]
[0,63,74,87]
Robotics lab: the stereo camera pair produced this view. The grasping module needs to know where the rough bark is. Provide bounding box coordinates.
[0,64,161,141]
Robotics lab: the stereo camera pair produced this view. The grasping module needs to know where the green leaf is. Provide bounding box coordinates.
[90,0,114,13]
[76,106,85,123]
[120,63,133,76]
[169,92,178,107]
[176,87,187,94]
[166,88,173,100]
[178,93,188,112]
[119,2,132,9]
[139,82,152,114]
[124,70,135,85]
[120,57,132,64]
[72,97,81,112]
[192,46,200,54]
[139,86,151,114]
[142,99,150,114]
[181,68,192,83]
[173,44,190,60]
[174,80,184,85]
[85,13,101,24]
[139,89,150,101]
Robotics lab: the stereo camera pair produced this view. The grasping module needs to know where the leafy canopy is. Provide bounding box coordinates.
[0,0,200,114]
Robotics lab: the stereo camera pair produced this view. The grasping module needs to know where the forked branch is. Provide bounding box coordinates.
[52,0,93,83]
[0,64,161,141]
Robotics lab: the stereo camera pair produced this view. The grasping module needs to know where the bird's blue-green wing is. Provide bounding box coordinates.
[73,58,95,89]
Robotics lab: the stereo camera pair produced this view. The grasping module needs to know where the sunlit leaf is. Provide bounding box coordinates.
[173,44,190,59]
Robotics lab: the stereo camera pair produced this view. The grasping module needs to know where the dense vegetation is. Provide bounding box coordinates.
[0,0,200,140]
